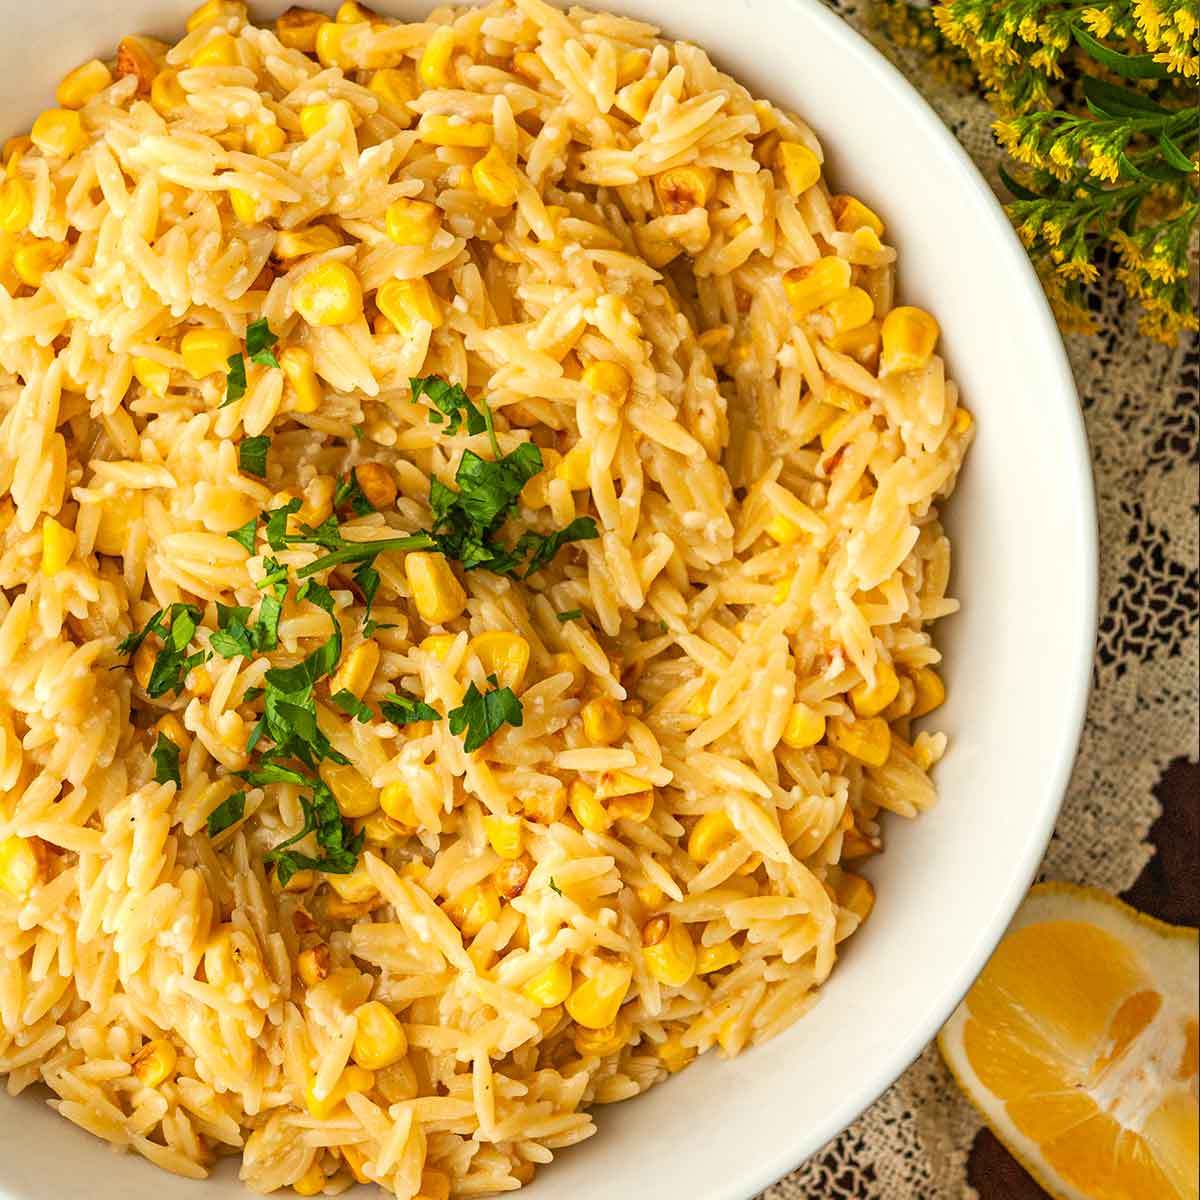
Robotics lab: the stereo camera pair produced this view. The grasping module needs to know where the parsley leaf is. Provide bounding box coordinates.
[379,691,441,726]
[119,604,207,699]
[152,733,181,786]
[228,516,258,553]
[332,689,375,722]
[353,562,380,629]
[447,676,523,752]
[556,608,583,623]
[411,375,487,437]
[246,318,279,367]
[211,598,280,659]
[264,498,301,551]
[206,791,246,837]
[223,353,247,407]
[548,877,562,896]
[239,435,270,479]
[334,470,374,517]
[514,516,599,578]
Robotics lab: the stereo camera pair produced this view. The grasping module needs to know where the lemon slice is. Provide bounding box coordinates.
[939,882,1198,1200]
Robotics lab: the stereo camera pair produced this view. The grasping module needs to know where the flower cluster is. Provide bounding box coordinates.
[876,0,1198,342]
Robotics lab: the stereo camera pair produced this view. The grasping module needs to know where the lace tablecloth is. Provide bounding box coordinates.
[761,9,1200,1198]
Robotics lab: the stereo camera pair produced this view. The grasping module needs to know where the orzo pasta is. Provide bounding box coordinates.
[0,0,972,1194]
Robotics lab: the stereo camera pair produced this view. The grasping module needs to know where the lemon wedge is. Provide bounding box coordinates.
[939,882,1198,1200]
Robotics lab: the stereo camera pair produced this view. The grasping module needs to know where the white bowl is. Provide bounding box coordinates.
[0,2,1097,1198]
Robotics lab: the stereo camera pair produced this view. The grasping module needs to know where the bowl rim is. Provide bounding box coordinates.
[730,2,1098,1195]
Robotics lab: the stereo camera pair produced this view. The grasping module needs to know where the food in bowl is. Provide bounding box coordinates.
[0,0,973,1193]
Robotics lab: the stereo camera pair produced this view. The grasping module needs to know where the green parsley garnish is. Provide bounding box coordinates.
[246,318,279,367]
[334,469,375,518]
[228,516,258,553]
[152,733,181,786]
[548,877,562,896]
[331,689,375,723]
[206,791,246,837]
[447,675,523,752]
[223,353,247,407]
[118,604,208,699]
[556,609,583,623]
[412,375,488,437]
[238,435,270,479]
[379,691,441,726]
[210,598,281,659]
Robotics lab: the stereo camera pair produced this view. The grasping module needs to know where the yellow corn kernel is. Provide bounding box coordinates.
[416,1170,451,1200]
[13,239,65,287]
[352,1000,407,1070]
[826,286,875,335]
[829,319,882,369]
[635,884,664,910]
[3,137,30,181]
[568,780,610,834]
[418,26,457,88]
[297,943,330,986]
[566,960,632,1030]
[820,411,855,452]
[0,178,32,234]
[654,165,714,215]
[642,916,696,988]
[687,810,736,863]
[838,871,875,925]
[850,661,900,718]
[581,360,631,401]
[549,652,586,695]
[880,306,940,375]
[522,960,572,1008]
[305,1065,374,1119]
[337,0,376,21]
[830,194,885,237]
[115,36,160,95]
[384,198,441,246]
[781,703,825,749]
[56,59,112,109]
[330,640,380,700]
[273,225,343,262]
[574,1016,631,1058]
[245,121,286,157]
[581,697,625,746]
[609,790,653,822]
[30,108,87,159]
[95,496,143,560]
[472,145,520,207]
[765,510,803,545]
[614,76,658,123]
[181,328,239,378]
[783,257,853,317]
[350,462,397,510]
[616,47,650,86]
[656,1031,696,1074]
[277,6,326,51]
[446,883,501,937]
[827,716,891,768]
[149,69,188,118]
[554,445,590,490]
[320,762,378,820]
[279,346,322,413]
[778,141,821,196]
[696,940,740,975]
[482,813,523,861]
[404,551,465,624]
[379,779,418,827]
[468,632,530,692]
[187,0,246,30]
[416,113,491,148]
[376,278,443,337]
[299,103,335,138]
[292,261,363,327]
[594,771,649,802]
[368,67,415,110]
[908,666,945,719]
[229,188,261,224]
[131,1038,177,1088]
[153,714,190,753]
[954,406,974,434]
[0,836,44,898]
[292,1162,326,1196]
[419,633,457,662]
[41,516,75,577]
[190,33,240,68]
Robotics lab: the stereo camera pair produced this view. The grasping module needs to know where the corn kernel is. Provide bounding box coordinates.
[292,261,363,327]
[368,67,415,110]
[131,1038,177,1087]
[765,510,802,545]
[642,916,695,987]
[521,785,568,825]
[850,661,900,718]
[581,697,624,746]
[345,463,394,512]
[299,103,335,138]
[617,47,650,86]
[379,779,418,827]
[246,121,286,157]
[829,320,882,369]
[574,1017,631,1058]
[279,346,322,413]
[181,327,239,378]
[190,33,240,68]
[783,257,853,317]
[273,225,343,262]
[416,1169,451,1200]
[696,940,740,975]
[277,6,326,51]
[419,633,457,662]
[187,0,246,31]
[376,278,443,337]
[581,360,631,400]
[830,194,885,237]
[522,960,572,1008]
[337,0,377,21]
[778,141,821,196]
[614,77,658,123]
[954,406,974,434]
[446,883,500,937]
[13,239,66,287]
[149,69,188,117]
[549,652,586,695]
[826,286,875,335]
[482,814,523,862]
[827,716,891,767]
[292,1162,326,1196]
[554,445,590,490]
[635,883,664,909]
[305,1065,374,1119]
[0,178,32,234]
[838,871,875,925]
[687,810,736,863]
[493,856,532,900]
[656,1032,696,1073]
[418,26,457,88]
[56,59,112,109]
[654,165,714,215]
[352,1000,407,1070]
[472,145,520,207]
[115,36,160,95]
[320,761,378,820]
[908,666,945,719]
[41,516,75,576]
[781,703,825,749]
[404,551,465,624]
[384,198,441,246]
[468,632,530,693]
[297,944,330,986]
[153,714,190,753]
[880,306,939,375]
[0,836,44,898]
[568,780,610,834]
[566,961,632,1030]
[30,108,86,159]
[416,113,491,148]
[229,188,261,224]
[330,640,380,700]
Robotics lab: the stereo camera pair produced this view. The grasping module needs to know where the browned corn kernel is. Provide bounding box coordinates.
[352,461,397,509]
[493,855,532,900]
[654,165,714,215]
[292,907,318,935]
[276,6,326,51]
[522,785,567,825]
[297,943,330,986]
[641,915,670,947]
[116,36,161,95]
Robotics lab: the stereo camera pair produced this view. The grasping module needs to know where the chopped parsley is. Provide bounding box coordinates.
[548,877,562,896]
[556,608,583,623]
[223,353,247,407]
[379,691,441,726]
[117,604,207,699]
[246,318,279,367]
[447,675,523,752]
[412,375,487,437]
[210,598,281,659]
[228,516,258,553]
[206,791,246,837]
[334,469,375,517]
[238,435,270,479]
[331,689,375,723]
[152,733,181,786]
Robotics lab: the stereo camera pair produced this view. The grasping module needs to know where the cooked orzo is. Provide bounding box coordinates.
[0,0,972,1193]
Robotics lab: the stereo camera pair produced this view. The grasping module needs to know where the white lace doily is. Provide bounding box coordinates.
[760,11,1200,1198]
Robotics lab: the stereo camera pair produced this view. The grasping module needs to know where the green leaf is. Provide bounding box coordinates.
[1158,132,1196,173]
[353,562,380,627]
[206,791,245,837]
[254,594,282,652]
[259,770,362,884]
[447,676,523,752]
[548,877,561,896]
[556,608,583,623]
[519,516,599,578]
[246,318,279,367]
[332,689,375,723]
[120,604,206,698]
[152,733,181,786]
[238,435,270,479]
[411,375,487,437]
[223,353,247,407]
[265,498,302,551]
[379,691,441,726]
[334,470,375,517]
[1072,28,1169,80]
[228,516,258,553]
[1081,75,1169,120]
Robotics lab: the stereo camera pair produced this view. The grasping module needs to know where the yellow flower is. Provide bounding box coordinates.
[1080,7,1114,36]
